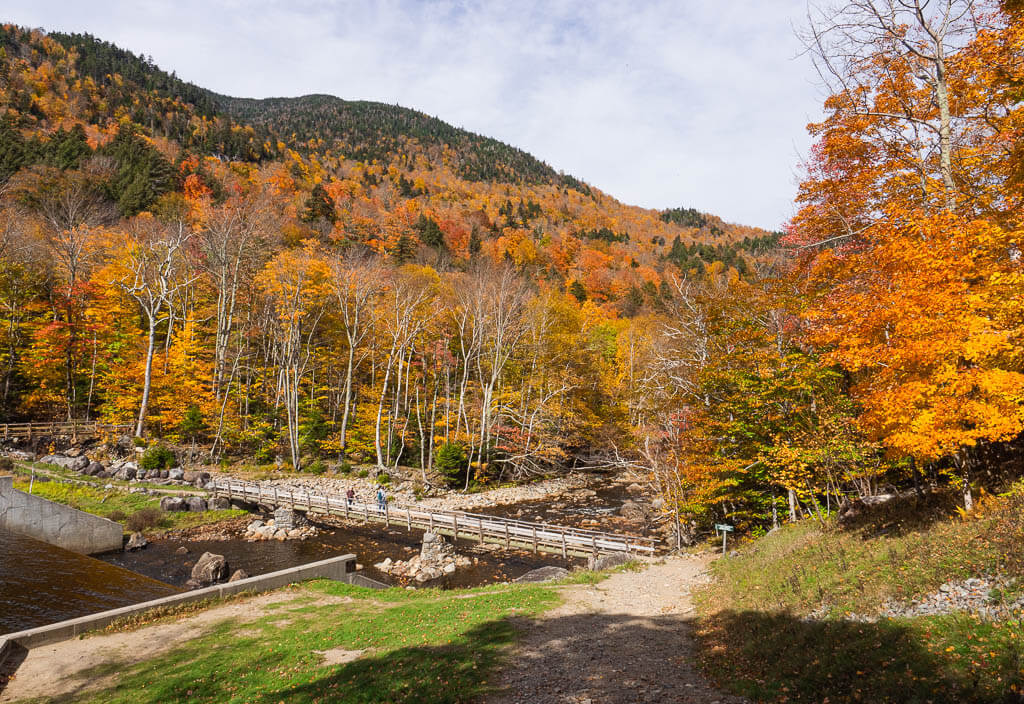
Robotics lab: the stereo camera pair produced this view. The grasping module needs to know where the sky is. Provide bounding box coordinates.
[4,1,825,230]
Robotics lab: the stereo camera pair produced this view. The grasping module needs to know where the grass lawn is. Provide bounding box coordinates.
[27,580,561,704]
[694,485,1024,703]
[11,477,246,534]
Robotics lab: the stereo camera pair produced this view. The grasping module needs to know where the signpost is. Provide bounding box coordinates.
[715,523,734,555]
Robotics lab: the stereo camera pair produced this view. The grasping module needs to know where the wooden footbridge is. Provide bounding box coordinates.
[2,421,132,442]
[209,479,657,558]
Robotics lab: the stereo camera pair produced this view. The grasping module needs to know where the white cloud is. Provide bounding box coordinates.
[4,0,823,229]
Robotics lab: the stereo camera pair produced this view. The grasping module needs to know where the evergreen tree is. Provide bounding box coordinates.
[569,280,587,302]
[301,184,338,224]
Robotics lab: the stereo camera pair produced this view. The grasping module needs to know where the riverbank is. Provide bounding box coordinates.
[1,578,561,703]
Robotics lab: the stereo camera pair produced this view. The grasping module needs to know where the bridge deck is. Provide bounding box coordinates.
[210,480,657,558]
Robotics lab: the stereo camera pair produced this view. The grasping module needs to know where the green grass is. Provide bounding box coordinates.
[11,459,191,493]
[40,580,560,704]
[694,484,1024,703]
[12,477,245,534]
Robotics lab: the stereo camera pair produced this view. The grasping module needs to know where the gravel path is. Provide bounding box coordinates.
[488,555,746,704]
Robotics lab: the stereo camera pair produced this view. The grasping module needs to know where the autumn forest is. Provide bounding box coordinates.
[3,0,1024,535]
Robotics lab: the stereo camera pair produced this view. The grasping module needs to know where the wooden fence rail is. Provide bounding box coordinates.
[209,479,657,559]
[1,421,132,441]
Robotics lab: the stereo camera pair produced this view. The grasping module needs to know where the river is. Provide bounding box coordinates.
[0,529,179,634]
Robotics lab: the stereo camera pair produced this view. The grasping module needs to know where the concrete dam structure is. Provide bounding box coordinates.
[0,475,122,554]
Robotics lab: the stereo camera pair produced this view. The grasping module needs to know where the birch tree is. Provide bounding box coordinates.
[114,216,195,437]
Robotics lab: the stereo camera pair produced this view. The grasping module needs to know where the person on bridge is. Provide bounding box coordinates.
[346,487,355,508]
[376,487,387,512]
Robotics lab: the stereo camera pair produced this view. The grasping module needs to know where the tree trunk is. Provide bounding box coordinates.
[135,319,157,437]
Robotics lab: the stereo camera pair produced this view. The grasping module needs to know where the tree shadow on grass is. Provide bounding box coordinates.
[28,609,1022,704]
[701,609,1024,704]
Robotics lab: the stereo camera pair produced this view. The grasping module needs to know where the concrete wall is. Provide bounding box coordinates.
[0,475,123,554]
[3,554,381,650]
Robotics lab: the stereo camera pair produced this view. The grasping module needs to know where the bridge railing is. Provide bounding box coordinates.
[209,479,657,557]
[1,421,132,440]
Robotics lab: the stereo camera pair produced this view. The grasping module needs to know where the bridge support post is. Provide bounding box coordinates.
[478,517,484,544]
[532,525,538,554]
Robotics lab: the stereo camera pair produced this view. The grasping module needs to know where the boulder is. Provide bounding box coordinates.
[182,471,199,483]
[185,496,207,512]
[619,500,652,522]
[588,552,633,572]
[160,496,188,512]
[125,532,148,551]
[247,520,265,532]
[514,566,570,583]
[159,469,169,479]
[175,546,189,555]
[168,468,185,481]
[114,466,137,481]
[625,482,645,495]
[189,552,229,586]
[70,455,90,472]
[85,461,105,476]
[228,569,249,582]
[209,496,231,510]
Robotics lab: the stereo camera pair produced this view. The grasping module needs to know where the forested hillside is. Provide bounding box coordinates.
[0,23,776,492]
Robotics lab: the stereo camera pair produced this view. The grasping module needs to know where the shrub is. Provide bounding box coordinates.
[107,510,127,523]
[434,442,467,485]
[132,437,147,448]
[307,460,327,475]
[357,469,369,478]
[126,507,164,532]
[338,461,352,475]
[0,457,13,472]
[139,444,176,471]
[375,473,391,485]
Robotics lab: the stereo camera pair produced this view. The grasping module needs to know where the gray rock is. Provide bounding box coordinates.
[185,496,207,512]
[85,461,105,476]
[159,496,188,512]
[514,566,570,583]
[190,552,229,586]
[114,466,137,481]
[159,469,169,479]
[125,532,147,551]
[70,455,90,472]
[228,569,249,582]
[587,552,633,571]
[619,499,652,522]
[209,496,231,510]
[168,468,185,480]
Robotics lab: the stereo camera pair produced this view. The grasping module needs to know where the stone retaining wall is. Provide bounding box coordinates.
[2,554,376,649]
[0,475,122,554]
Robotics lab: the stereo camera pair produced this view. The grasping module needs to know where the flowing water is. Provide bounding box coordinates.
[102,519,580,590]
[0,529,179,634]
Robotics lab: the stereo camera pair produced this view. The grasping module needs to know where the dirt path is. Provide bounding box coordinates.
[488,554,747,704]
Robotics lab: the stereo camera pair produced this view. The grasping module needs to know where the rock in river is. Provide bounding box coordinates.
[188,551,229,588]
[125,532,147,551]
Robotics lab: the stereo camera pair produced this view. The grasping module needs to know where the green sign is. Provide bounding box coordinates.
[715,524,734,532]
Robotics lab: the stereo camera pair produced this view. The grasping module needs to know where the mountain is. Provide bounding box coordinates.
[0,23,779,302]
